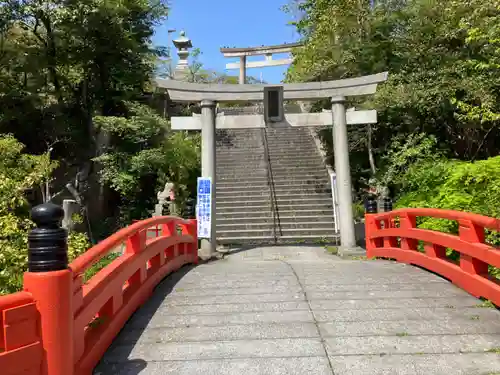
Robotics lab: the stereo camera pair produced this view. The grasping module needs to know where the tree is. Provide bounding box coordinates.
[285,0,500,196]
[93,102,200,229]
[0,0,170,183]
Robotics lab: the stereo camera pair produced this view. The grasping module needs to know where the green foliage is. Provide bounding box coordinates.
[375,133,500,262]
[352,202,365,222]
[0,136,90,294]
[94,102,201,227]
[398,155,500,247]
[375,133,442,193]
[286,0,500,188]
[84,252,121,282]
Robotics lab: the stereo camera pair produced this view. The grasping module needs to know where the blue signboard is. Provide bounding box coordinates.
[196,177,212,239]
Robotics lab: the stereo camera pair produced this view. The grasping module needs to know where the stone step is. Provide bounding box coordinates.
[216,214,334,224]
[267,151,320,157]
[217,220,334,231]
[217,146,318,154]
[265,140,316,146]
[216,161,325,170]
[217,226,338,237]
[216,182,330,191]
[217,154,320,161]
[217,175,330,184]
[219,170,329,178]
[265,140,316,145]
[216,187,331,197]
[216,209,334,220]
[217,171,328,180]
[217,161,325,170]
[217,196,331,208]
[217,178,330,187]
[217,235,339,245]
[217,229,339,244]
[217,202,333,214]
[217,169,328,177]
[217,192,331,203]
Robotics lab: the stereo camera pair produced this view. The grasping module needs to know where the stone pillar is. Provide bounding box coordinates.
[200,99,217,257]
[331,96,358,254]
[239,56,246,84]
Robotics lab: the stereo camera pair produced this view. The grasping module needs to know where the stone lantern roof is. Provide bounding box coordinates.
[173,31,192,50]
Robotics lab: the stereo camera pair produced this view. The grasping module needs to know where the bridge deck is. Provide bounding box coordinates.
[95,246,500,375]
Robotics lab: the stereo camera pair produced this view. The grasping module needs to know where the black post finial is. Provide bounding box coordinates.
[383,197,393,212]
[364,195,378,214]
[28,202,68,272]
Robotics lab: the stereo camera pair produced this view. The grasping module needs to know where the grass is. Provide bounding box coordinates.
[313,237,331,245]
[476,300,496,309]
[444,304,455,309]
[325,246,338,255]
[351,255,368,260]
[396,332,409,337]
[486,347,500,354]
[470,315,480,320]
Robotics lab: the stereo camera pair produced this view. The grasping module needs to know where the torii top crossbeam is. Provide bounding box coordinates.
[220,42,304,84]
[220,42,303,57]
[155,72,388,102]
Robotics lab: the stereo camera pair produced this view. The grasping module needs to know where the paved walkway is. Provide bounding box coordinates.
[95,246,500,375]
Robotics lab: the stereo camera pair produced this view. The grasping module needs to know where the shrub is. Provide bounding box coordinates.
[0,135,90,294]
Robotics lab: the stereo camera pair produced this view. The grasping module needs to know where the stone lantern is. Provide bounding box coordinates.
[173,31,193,80]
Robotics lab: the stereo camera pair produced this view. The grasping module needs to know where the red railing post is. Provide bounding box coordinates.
[458,219,489,276]
[23,203,74,375]
[182,219,198,263]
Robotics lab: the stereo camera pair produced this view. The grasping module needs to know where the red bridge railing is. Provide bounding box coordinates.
[0,203,198,375]
[365,200,500,306]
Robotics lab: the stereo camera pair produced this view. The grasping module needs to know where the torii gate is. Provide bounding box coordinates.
[220,42,303,84]
[155,72,388,258]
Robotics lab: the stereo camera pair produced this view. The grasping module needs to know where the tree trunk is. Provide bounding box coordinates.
[367,124,377,175]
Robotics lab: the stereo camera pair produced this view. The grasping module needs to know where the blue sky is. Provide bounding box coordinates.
[152,0,300,84]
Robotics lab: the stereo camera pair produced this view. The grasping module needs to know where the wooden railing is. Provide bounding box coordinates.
[365,206,500,305]
[0,203,198,375]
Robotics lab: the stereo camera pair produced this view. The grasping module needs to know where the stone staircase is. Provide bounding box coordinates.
[265,126,337,243]
[216,128,274,244]
[215,122,339,245]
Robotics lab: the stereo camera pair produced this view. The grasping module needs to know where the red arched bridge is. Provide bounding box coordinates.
[1,203,500,375]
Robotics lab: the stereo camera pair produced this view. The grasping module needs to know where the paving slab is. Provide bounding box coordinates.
[313,306,500,322]
[318,318,500,337]
[325,334,500,355]
[309,296,480,310]
[168,285,303,296]
[113,323,320,344]
[95,246,500,375]
[103,338,325,362]
[328,353,500,375]
[128,309,315,329]
[159,292,305,306]
[95,357,333,375]
[142,301,310,315]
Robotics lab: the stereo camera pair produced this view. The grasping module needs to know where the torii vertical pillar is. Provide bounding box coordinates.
[200,100,217,258]
[331,96,358,254]
[239,56,246,84]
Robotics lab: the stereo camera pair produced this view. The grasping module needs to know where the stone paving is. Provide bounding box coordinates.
[95,246,500,375]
